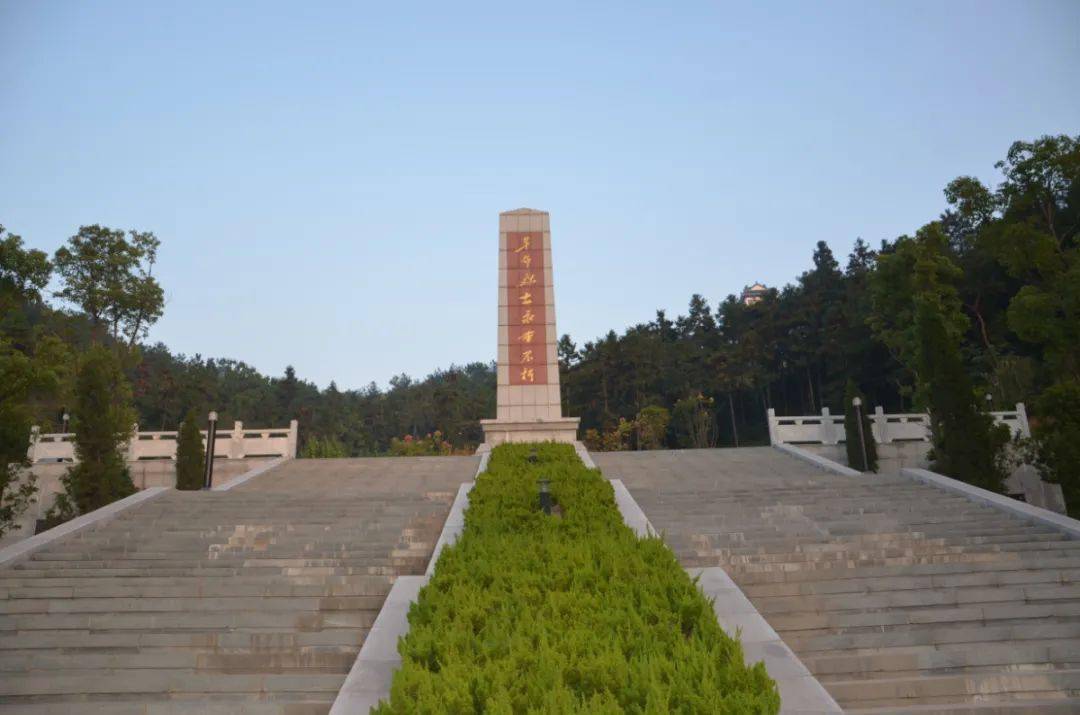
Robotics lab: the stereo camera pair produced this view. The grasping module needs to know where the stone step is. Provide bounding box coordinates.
[0,627,367,651]
[0,608,378,631]
[692,529,1067,548]
[1,579,392,600]
[0,670,346,697]
[0,647,357,673]
[26,547,426,562]
[0,701,333,715]
[788,622,1080,654]
[752,584,1080,616]
[14,556,428,570]
[712,549,1080,575]
[767,600,1080,635]
[845,699,1080,714]
[826,668,1080,708]
[804,640,1080,678]
[732,556,1080,585]
[741,567,1080,597]
[1,565,408,579]
[0,594,386,615]
[714,542,1080,566]
[0,573,392,589]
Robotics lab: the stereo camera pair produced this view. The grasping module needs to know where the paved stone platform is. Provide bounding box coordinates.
[594,447,1080,714]
[0,456,478,714]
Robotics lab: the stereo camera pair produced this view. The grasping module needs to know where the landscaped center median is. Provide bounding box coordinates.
[375,443,779,713]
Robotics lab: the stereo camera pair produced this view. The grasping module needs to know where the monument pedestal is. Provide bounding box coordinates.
[480,208,580,450]
[480,417,580,446]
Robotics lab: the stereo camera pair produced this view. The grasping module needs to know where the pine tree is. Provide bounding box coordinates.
[843,379,878,472]
[175,409,204,490]
[59,346,136,515]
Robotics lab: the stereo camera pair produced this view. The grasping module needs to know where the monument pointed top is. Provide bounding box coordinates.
[500,207,548,216]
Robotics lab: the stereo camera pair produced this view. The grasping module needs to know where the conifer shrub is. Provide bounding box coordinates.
[375,443,779,713]
[175,409,205,490]
[843,379,878,472]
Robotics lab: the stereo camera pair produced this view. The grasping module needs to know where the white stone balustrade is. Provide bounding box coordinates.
[26,420,299,464]
[767,404,1029,445]
[766,409,846,445]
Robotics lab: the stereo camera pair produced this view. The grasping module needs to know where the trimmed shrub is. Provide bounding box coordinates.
[375,443,779,713]
[175,409,205,490]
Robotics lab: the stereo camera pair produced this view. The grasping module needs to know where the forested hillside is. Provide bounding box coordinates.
[560,136,1077,461]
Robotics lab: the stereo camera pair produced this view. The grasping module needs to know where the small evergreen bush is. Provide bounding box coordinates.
[843,379,878,472]
[375,443,779,713]
[175,409,205,490]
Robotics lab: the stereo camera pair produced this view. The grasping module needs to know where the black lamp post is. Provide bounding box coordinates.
[61,412,70,435]
[202,410,218,490]
[538,478,552,515]
[528,449,551,514]
[852,396,868,472]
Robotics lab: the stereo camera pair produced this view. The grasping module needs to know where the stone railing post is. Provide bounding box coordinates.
[766,408,779,445]
[821,408,837,445]
[873,406,887,444]
[230,421,245,459]
[127,423,140,462]
[27,425,40,463]
[920,412,932,442]
[1015,403,1031,438]
[287,419,299,457]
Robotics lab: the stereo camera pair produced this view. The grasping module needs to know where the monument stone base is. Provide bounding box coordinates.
[479,417,580,447]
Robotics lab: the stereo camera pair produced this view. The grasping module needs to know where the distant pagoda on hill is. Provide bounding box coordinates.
[741,282,768,306]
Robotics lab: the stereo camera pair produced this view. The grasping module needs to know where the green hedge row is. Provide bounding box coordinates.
[375,443,779,713]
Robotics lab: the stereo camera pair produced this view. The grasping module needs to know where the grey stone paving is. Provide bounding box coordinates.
[0,456,478,714]
[594,447,1080,714]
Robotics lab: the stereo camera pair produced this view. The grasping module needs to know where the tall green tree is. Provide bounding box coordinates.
[1033,382,1080,517]
[54,346,137,517]
[915,297,1009,491]
[53,225,164,347]
[0,337,70,536]
[0,226,52,316]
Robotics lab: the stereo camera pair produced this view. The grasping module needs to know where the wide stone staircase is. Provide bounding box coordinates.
[0,456,478,714]
[594,447,1080,714]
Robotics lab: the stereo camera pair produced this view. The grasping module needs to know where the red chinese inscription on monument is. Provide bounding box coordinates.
[507,232,549,385]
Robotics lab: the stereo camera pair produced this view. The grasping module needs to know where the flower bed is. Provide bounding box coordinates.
[375,443,779,713]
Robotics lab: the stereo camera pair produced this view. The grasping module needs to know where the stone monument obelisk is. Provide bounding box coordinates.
[480,209,580,445]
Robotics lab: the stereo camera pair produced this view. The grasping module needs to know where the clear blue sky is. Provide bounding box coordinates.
[2,1,1078,389]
